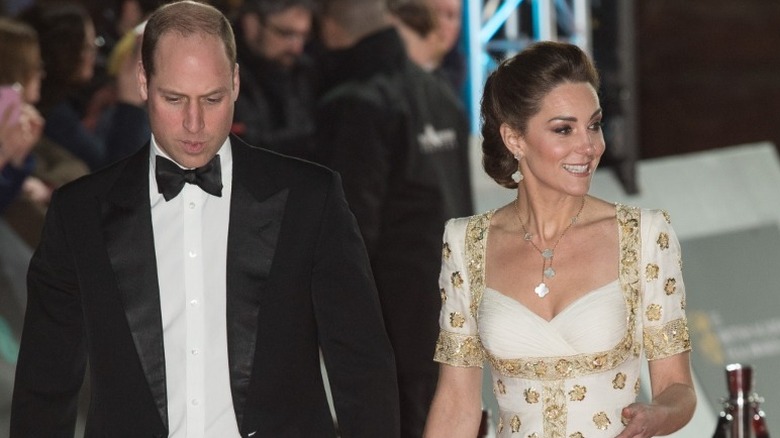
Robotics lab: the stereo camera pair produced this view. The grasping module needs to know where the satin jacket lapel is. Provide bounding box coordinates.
[226,139,288,427]
[101,145,168,430]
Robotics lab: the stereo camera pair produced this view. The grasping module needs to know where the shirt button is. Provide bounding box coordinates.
[191,399,199,406]
[189,202,196,209]
[188,250,197,258]
[191,348,199,356]
[190,299,199,306]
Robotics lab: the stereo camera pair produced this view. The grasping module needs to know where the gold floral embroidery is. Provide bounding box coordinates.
[634,378,641,395]
[510,415,522,432]
[644,318,691,360]
[498,416,504,434]
[645,263,659,280]
[466,213,490,319]
[433,331,484,367]
[495,379,506,395]
[442,242,451,260]
[555,359,573,377]
[568,385,586,401]
[613,372,627,389]
[593,411,611,430]
[543,384,567,436]
[622,414,630,426]
[569,433,584,438]
[440,288,447,303]
[487,335,631,380]
[524,388,540,404]
[528,434,539,438]
[646,304,662,321]
[664,278,677,295]
[487,205,642,381]
[662,210,671,223]
[657,232,669,250]
[449,312,465,328]
[451,271,463,288]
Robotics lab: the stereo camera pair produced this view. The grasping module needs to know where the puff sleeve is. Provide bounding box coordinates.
[640,209,692,360]
[433,217,485,368]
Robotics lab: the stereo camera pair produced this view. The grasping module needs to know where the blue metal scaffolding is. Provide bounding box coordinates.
[463,0,592,133]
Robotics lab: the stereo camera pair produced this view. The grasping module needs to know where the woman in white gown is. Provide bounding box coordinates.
[423,41,696,438]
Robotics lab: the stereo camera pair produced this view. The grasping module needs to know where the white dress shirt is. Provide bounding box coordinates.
[149,136,241,437]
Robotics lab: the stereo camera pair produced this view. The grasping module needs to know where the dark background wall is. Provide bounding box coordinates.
[637,1,780,159]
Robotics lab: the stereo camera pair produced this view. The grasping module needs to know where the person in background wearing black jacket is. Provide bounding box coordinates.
[231,0,317,159]
[315,0,474,436]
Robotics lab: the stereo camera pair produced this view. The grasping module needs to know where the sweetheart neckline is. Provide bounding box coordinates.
[484,279,620,323]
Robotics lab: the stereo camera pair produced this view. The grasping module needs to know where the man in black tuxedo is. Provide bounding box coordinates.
[10,2,400,437]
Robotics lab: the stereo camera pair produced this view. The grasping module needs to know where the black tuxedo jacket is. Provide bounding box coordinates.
[11,137,400,437]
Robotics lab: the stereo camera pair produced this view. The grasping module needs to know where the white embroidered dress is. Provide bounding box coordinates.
[433,205,691,438]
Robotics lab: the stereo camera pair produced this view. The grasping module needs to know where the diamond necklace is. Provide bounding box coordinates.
[514,196,586,298]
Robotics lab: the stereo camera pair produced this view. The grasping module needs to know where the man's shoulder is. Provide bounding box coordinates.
[232,137,335,184]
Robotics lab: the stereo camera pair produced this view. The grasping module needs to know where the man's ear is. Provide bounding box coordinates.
[137,60,148,101]
[233,63,240,100]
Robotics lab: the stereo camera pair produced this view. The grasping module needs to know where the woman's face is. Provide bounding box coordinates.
[508,81,605,197]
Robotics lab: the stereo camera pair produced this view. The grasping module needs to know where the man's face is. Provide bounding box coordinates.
[428,0,461,52]
[138,32,239,169]
[254,6,312,68]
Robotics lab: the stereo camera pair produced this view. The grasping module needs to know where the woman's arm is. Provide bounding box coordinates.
[423,363,484,438]
[617,352,696,437]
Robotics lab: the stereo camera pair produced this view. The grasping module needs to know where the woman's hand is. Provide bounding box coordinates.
[616,402,664,437]
[1,103,44,168]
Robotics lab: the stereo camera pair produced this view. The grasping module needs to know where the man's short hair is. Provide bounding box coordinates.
[318,0,387,38]
[142,0,236,78]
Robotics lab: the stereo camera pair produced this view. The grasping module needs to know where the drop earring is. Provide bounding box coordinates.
[512,154,524,182]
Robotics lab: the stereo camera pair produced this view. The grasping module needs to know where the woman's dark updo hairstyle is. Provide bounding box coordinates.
[481,41,600,188]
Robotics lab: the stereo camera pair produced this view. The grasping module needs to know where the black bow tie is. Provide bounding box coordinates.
[155,155,223,201]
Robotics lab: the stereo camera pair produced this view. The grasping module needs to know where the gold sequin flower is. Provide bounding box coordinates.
[593,411,611,430]
[440,288,447,303]
[555,359,573,377]
[569,433,584,438]
[451,271,463,288]
[545,404,563,421]
[664,278,677,295]
[635,378,641,394]
[645,263,660,281]
[495,379,506,395]
[442,242,451,260]
[524,388,540,404]
[449,312,465,328]
[613,372,627,389]
[657,232,669,250]
[510,415,521,432]
[646,304,662,321]
[569,385,586,401]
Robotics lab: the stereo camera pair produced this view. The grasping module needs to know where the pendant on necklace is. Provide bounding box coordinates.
[535,282,550,298]
[544,267,555,278]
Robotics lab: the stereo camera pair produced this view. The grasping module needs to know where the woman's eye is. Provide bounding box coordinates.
[589,121,603,131]
[554,126,572,135]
